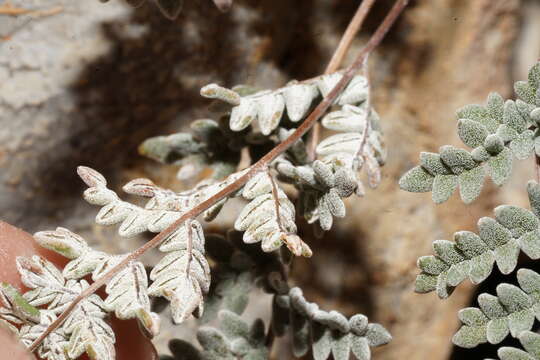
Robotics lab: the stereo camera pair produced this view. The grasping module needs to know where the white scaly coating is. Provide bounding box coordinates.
[283,83,319,122]
[34,227,160,337]
[77,166,246,237]
[148,220,211,324]
[19,311,71,360]
[200,73,369,135]
[317,102,385,191]
[235,171,312,257]
[16,256,116,360]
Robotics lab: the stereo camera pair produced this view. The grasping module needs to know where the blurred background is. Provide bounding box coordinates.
[0,0,539,358]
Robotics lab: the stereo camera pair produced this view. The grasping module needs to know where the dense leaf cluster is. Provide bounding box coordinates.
[0,61,391,359]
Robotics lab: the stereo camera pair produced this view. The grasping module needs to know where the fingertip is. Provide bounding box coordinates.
[0,324,35,360]
[112,317,158,360]
[0,222,158,360]
[0,221,66,287]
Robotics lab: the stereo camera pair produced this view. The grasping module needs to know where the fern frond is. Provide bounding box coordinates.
[270,87,383,232]
[400,62,540,204]
[140,64,384,236]
[273,287,391,360]
[415,204,540,298]
[201,232,258,322]
[78,166,183,236]
[17,256,83,313]
[318,102,385,189]
[148,219,211,324]
[139,119,241,181]
[235,170,312,256]
[200,73,369,135]
[200,310,268,359]
[34,227,160,336]
[272,122,372,232]
[62,300,116,360]
[496,331,540,360]
[200,270,253,323]
[77,166,245,236]
[274,154,369,231]
[10,256,116,360]
[19,311,71,360]
[201,229,289,324]
[1,284,72,360]
[164,310,268,360]
[0,282,41,333]
[452,269,540,349]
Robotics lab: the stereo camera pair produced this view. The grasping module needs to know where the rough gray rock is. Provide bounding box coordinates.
[0,0,539,359]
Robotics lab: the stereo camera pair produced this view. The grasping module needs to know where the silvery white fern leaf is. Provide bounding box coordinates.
[15,256,116,360]
[78,166,247,236]
[235,171,312,257]
[19,311,71,360]
[200,73,369,135]
[148,219,211,324]
[34,227,160,337]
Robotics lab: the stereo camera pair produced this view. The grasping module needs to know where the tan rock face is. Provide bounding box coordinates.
[0,0,537,359]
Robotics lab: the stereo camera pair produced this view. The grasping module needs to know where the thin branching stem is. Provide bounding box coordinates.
[186,220,194,275]
[535,155,540,183]
[307,0,377,160]
[266,169,290,237]
[353,56,372,168]
[533,58,540,183]
[306,113,322,161]
[324,0,377,74]
[28,0,408,351]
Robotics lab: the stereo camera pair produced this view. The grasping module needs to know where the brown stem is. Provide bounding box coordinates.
[307,122,321,161]
[353,56,372,166]
[28,0,408,352]
[324,0,377,74]
[535,155,540,183]
[186,221,194,274]
[267,170,285,232]
[307,0,377,160]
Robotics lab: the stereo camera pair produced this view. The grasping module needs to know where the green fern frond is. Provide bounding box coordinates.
[415,203,540,298]
[400,62,540,204]
[496,331,540,360]
[452,269,540,349]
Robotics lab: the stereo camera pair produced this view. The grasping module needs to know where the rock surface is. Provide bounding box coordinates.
[0,0,538,359]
